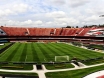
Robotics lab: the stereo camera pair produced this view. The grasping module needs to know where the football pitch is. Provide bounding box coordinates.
[0,42,104,63]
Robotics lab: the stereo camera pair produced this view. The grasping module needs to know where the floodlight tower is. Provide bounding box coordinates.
[99,15,104,17]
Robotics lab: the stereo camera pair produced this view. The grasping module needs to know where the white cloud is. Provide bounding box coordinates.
[85,9,94,14]
[46,11,66,18]
[45,11,79,27]
[85,6,104,16]
[56,17,79,25]
[0,3,29,17]
[70,11,81,16]
[0,17,79,28]
[0,0,104,28]
[12,3,29,13]
[22,20,32,25]
[46,0,90,7]
[69,10,86,20]
[84,15,100,22]
[34,20,43,25]
[46,0,66,5]
[0,20,44,27]
[0,9,13,17]
[68,0,90,7]
[21,20,43,26]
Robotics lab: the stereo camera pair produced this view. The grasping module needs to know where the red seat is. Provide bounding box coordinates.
[0,27,27,36]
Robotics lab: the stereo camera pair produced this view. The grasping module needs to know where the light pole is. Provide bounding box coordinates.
[99,15,104,17]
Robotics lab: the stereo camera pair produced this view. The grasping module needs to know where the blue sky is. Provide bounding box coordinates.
[0,0,104,27]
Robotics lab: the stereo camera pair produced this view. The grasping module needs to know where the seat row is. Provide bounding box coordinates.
[0,27,96,36]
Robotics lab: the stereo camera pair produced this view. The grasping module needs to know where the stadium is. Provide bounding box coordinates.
[0,26,104,78]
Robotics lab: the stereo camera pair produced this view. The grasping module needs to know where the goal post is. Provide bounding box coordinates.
[55,56,69,62]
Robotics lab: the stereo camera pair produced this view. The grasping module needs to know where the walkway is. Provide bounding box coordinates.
[0,63,104,78]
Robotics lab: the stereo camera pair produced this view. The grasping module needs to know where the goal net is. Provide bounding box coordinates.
[55,56,69,62]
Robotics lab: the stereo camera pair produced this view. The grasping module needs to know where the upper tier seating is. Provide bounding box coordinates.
[28,28,54,36]
[77,27,97,36]
[53,28,62,36]
[0,26,103,36]
[61,28,79,36]
[0,27,27,36]
[77,28,91,36]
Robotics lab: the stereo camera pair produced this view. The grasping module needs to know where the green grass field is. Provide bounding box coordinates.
[86,44,104,50]
[46,65,104,78]
[0,72,37,77]
[0,42,104,77]
[0,42,104,63]
[0,43,11,49]
[45,63,74,70]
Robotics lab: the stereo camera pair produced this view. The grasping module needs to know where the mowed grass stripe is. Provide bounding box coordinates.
[32,43,46,62]
[0,43,18,61]
[59,43,95,59]
[61,43,103,57]
[5,43,21,61]
[0,43,15,57]
[0,43,10,49]
[49,43,73,57]
[42,43,58,61]
[62,43,98,57]
[45,43,64,56]
[49,43,87,60]
[19,43,27,62]
[50,44,85,59]
[11,43,25,62]
[64,43,103,56]
[55,43,90,59]
[31,43,40,62]
[37,43,53,62]
[25,43,34,62]
[1,42,103,63]
[56,43,94,58]
[43,43,66,61]
[36,43,48,62]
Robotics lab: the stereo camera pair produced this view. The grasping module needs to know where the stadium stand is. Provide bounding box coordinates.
[0,29,7,35]
[0,26,104,36]
[54,28,62,36]
[0,27,27,36]
[28,28,37,36]
[61,28,70,36]
[77,28,91,36]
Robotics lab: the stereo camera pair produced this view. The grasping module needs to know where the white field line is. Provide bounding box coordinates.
[25,55,27,62]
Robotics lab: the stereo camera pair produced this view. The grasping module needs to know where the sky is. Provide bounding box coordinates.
[0,0,104,28]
